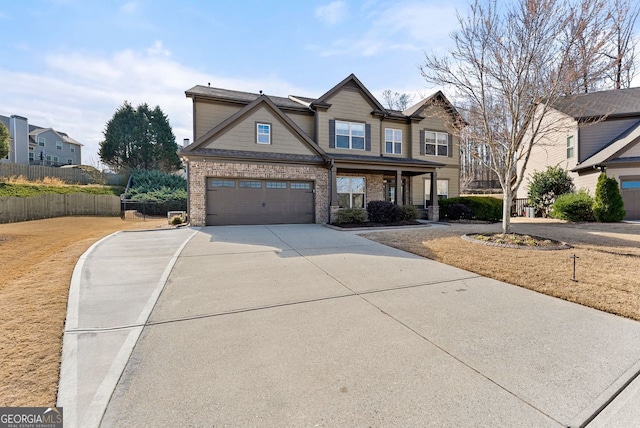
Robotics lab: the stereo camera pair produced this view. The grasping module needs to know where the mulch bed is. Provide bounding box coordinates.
[462,232,571,250]
[330,221,422,229]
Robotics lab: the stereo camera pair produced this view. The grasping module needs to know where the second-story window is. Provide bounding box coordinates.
[385,128,402,154]
[256,123,271,144]
[38,137,45,146]
[336,121,365,150]
[567,135,574,158]
[56,141,62,150]
[425,131,448,156]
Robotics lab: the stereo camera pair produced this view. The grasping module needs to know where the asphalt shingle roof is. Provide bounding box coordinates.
[186,86,311,110]
[552,87,640,119]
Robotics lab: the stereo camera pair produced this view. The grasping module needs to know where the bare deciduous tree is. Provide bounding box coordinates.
[381,90,414,111]
[604,0,640,88]
[421,0,597,233]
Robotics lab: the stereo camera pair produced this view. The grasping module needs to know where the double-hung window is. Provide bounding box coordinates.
[56,141,62,150]
[38,137,45,147]
[385,128,402,154]
[567,136,574,158]
[425,131,448,156]
[424,178,449,207]
[336,121,365,150]
[337,176,365,208]
[256,123,271,144]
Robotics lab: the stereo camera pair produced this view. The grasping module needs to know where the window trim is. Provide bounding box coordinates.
[38,137,45,147]
[56,140,62,150]
[70,146,75,153]
[67,158,73,165]
[256,122,271,145]
[566,135,575,159]
[335,120,366,151]
[424,178,450,208]
[424,130,449,157]
[384,128,402,155]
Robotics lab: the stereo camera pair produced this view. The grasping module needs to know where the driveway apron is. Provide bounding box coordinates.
[63,225,640,427]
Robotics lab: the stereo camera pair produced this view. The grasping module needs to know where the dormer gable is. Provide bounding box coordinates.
[181,95,327,160]
[404,91,465,127]
[311,74,386,112]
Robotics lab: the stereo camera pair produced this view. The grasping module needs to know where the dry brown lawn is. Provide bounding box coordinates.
[0,216,165,407]
[363,218,640,321]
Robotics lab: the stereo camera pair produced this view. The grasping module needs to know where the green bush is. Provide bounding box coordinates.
[0,182,122,197]
[593,173,626,222]
[333,208,367,224]
[400,205,420,221]
[125,170,187,216]
[527,166,575,217]
[440,197,502,221]
[367,200,403,223]
[550,191,595,222]
[446,203,473,220]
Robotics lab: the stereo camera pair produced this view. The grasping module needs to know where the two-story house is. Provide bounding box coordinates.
[517,87,640,220]
[180,74,463,226]
[0,114,82,166]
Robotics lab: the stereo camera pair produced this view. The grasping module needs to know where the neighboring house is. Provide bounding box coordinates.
[0,114,82,166]
[517,87,640,220]
[180,74,463,226]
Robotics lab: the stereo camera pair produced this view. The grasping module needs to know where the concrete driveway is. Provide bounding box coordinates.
[59,225,640,427]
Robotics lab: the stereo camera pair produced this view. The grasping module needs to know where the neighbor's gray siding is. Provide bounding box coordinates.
[578,118,639,162]
[32,129,81,166]
[9,116,29,165]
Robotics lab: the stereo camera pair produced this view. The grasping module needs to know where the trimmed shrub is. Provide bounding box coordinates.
[593,173,626,222]
[527,166,575,217]
[367,200,403,223]
[439,196,502,221]
[334,208,367,224]
[400,205,420,221]
[550,191,595,222]
[125,169,187,216]
[445,203,473,220]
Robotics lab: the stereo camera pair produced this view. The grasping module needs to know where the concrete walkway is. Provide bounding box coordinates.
[59,225,640,427]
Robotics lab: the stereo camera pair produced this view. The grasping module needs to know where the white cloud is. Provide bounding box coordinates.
[309,1,460,57]
[120,1,138,14]
[0,43,309,163]
[315,1,349,26]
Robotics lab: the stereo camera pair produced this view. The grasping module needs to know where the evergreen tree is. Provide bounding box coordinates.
[593,173,626,222]
[0,123,9,159]
[99,102,181,172]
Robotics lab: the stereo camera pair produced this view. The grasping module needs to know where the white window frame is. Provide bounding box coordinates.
[425,131,448,156]
[56,140,62,150]
[336,121,365,150]
[337,176,366,208]
[256,123,271,145]
[567,135,574,158]
[385,128,402,154]
[53,156,59,163]
[46,154,52,161]
[38,137,45,146]
[70,146,75,153]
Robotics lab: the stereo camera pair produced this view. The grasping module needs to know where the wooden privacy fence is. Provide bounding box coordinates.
[0,194,121,223]
[0,163,126,186]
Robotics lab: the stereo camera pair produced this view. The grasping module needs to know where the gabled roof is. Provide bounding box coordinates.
[403,91,466,126]
[572,119,640,172]
[552,87,640,120]
[181,94,328,160]
[311,73,386,111]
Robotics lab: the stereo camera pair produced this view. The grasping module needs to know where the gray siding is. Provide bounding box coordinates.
[31,129,81,166]
[579,118,639,162]
[9,116,29,165]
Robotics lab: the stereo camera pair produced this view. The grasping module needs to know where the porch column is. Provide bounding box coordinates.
[430,170,439,221]
[395,169,403,205]
[331,165,339,207]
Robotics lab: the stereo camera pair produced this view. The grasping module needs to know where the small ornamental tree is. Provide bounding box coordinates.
[0,122,10,159]
[527,166,575,217]
[593,173,626,222]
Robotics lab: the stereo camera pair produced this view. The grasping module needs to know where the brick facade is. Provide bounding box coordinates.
[188,160,329,226]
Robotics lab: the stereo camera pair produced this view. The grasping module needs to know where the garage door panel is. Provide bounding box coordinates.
[206,179,314,225]
[621,180,640,220]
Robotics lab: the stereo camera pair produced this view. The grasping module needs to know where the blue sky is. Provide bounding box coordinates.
[1,0,466,163]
